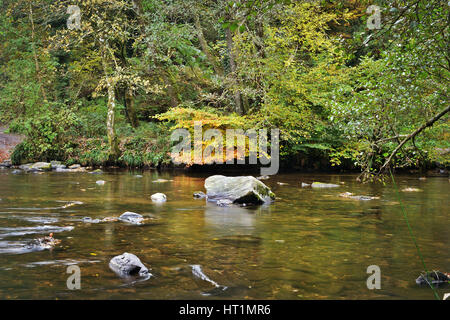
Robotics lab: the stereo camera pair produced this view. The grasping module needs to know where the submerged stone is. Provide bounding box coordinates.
[25,233,61,251]
[193,191,207,199]
[402,187,422,192]
[216,199,233,207]
[191,264,227,291]
[82,217,101,223]
[102,217,118,222]
[204,175,275,205]
[152,179,172,183]
[339,192,380,201]
[416,271,450,286]
[301,182,311,187]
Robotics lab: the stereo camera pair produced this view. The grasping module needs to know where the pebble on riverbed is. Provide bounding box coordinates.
[82,217,101,223]
[89,169,103,175]
[26,233,61,251]
[152,179,172,183]
[402,187,422,192]
[216,199,233,207]
[193,191,207,199]
[416,271,450,286]
[301,182,311,187]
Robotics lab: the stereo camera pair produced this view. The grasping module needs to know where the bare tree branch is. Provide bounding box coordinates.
[378,105,450,174]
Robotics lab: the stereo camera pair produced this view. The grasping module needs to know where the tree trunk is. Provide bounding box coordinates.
[194,13,223,76]
[161,71,178,108]
[226,27,243,115]
[124,87,138,128]
[28,3,47,102]
[106,80,120,159]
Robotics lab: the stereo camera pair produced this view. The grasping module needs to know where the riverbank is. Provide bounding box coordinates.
[0,126,23,162]
[1,159,448,179]
[1,123,448,177]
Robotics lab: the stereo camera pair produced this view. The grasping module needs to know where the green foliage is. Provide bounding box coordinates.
[118,123,172,167]
[1,0,448,173]
[10,106,80,164]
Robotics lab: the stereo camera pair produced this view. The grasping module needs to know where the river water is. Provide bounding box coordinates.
[0,169,448,299]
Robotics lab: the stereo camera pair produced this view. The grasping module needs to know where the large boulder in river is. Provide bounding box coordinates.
[204,175,275,205]
[109,252,150,278]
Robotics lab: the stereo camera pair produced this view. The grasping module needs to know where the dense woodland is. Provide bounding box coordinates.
[0,0,448,181]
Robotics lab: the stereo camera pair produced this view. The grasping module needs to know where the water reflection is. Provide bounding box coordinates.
[204,202,256,236]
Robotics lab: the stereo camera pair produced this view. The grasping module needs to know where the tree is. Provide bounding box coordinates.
[50,0,158,160]
[329,0,449,181]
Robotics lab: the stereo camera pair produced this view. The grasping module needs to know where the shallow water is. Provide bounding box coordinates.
[0,169,448,299]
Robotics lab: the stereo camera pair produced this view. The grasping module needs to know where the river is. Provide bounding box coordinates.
[0,169,448,299]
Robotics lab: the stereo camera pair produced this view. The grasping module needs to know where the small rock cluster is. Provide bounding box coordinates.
[2,161,97,173]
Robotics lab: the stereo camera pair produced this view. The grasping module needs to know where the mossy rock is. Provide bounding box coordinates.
[204,175,275,205]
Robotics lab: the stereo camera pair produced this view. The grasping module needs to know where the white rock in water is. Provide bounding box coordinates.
[402,187,422,192]
[96,180,106,185]
[301,182,311,187]
[109,252,151,278]
[151,193,167,202]
[311,182,340,188]
[83,217,100,223]
[152,179,172,183]
[119,212,144,224]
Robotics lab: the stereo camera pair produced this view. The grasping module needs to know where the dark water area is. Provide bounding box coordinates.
[0,168,448,299]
